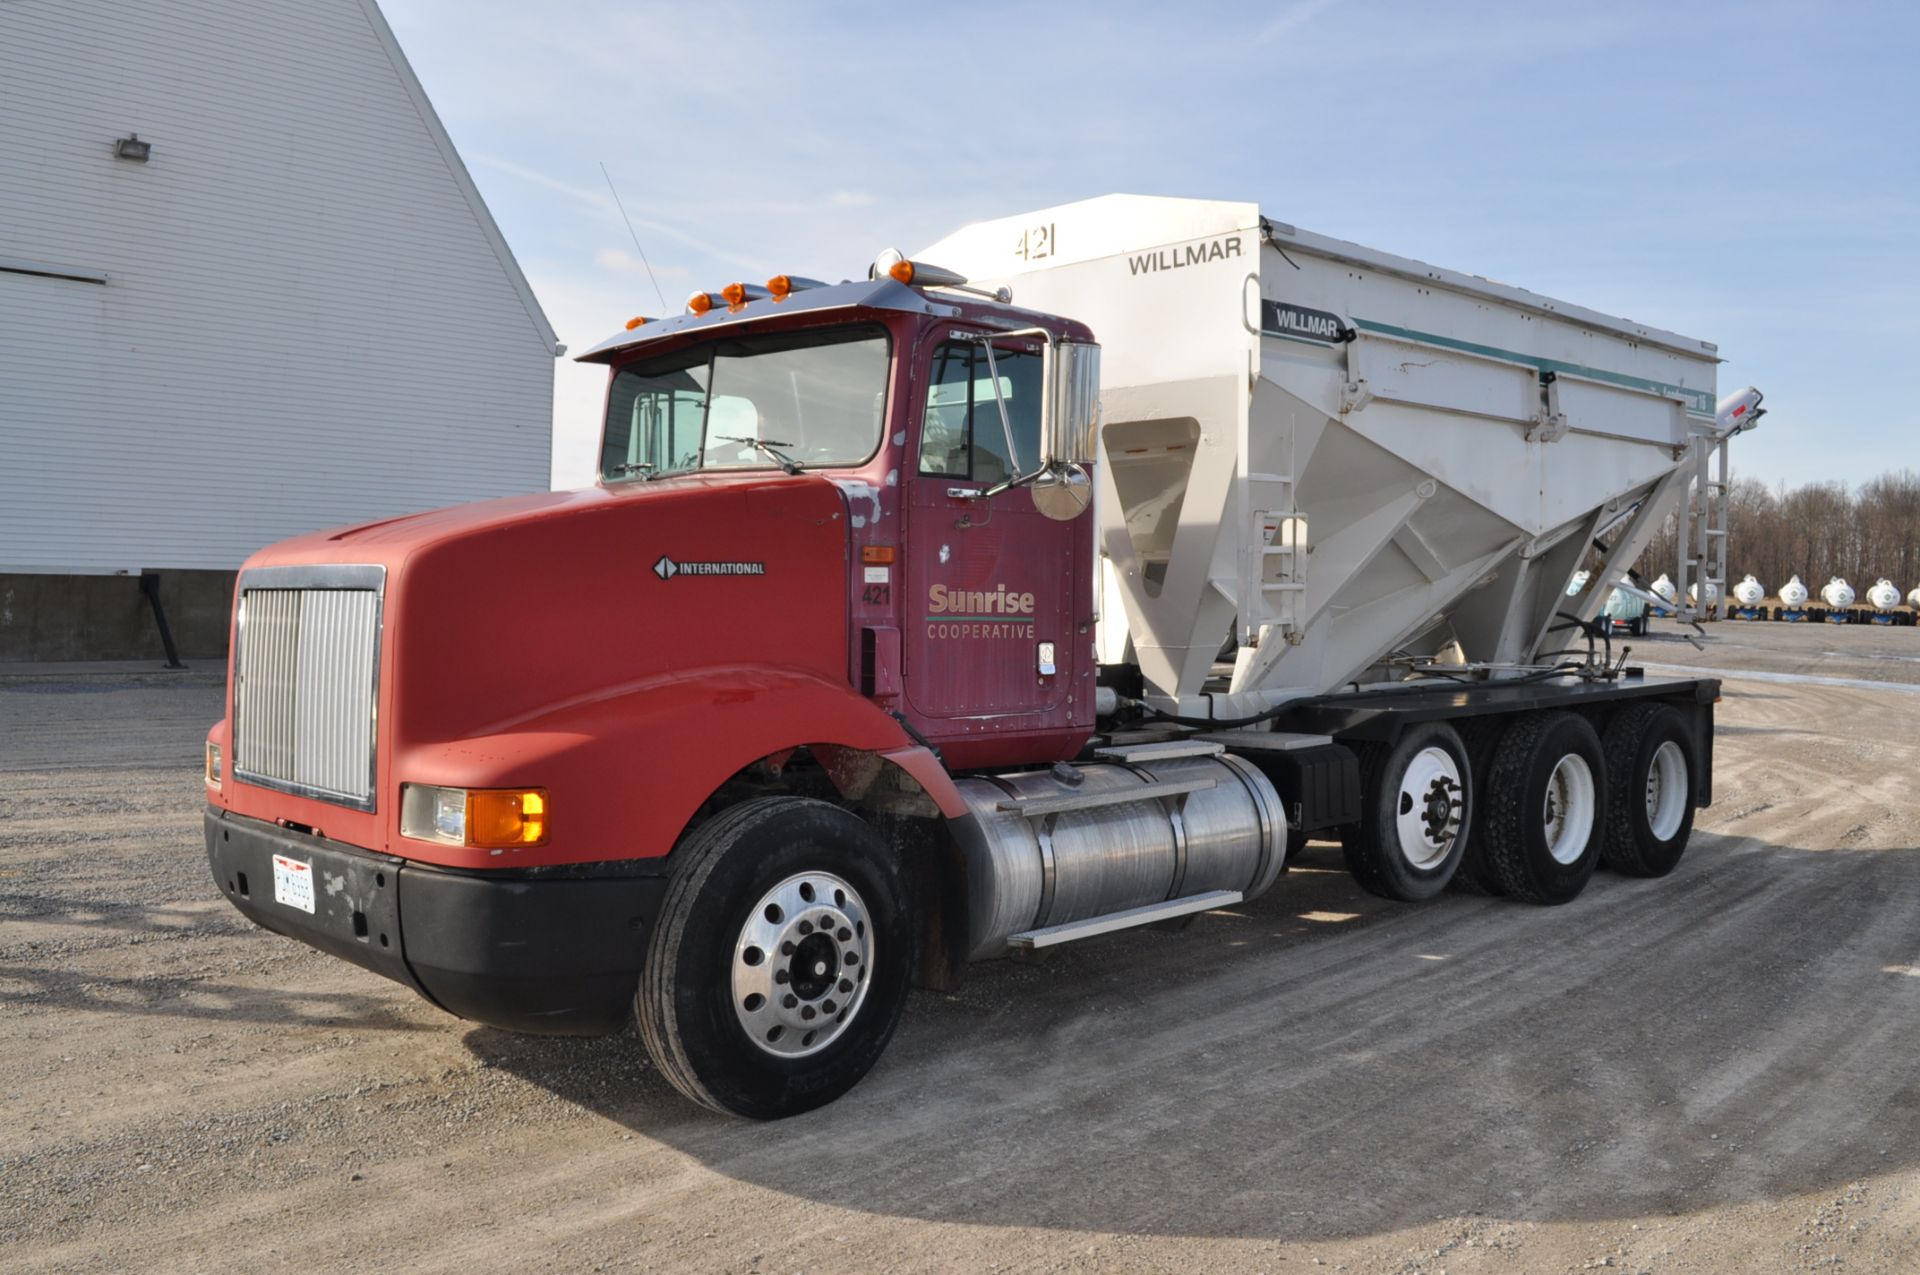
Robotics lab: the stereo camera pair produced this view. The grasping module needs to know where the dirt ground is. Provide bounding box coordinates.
[4,619,1920,1273]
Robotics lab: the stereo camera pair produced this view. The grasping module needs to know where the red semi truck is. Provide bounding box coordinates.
[207,205,1730,1118]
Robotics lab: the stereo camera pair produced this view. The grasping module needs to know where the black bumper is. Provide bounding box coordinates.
[205,807,668,1035]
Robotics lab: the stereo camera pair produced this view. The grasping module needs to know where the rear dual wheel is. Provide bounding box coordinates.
[1600,703,1697,877]
[1476,712,1608,905]
[1345,722,1472,900]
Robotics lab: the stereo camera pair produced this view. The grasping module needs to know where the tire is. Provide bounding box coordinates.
[1600,703,1697,877]
[1479,712,1608,905]
[1449,717,1506,896]
[1343,722,1472,900]
[637,797,912,1120]
[1634,616,1649,638]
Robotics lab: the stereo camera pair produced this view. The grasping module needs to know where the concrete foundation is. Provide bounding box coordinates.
[0,571,235,664]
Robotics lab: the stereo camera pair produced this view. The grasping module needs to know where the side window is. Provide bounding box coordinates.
[918,341,1043,483]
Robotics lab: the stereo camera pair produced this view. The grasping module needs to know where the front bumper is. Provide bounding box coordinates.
[205,806,667,1035]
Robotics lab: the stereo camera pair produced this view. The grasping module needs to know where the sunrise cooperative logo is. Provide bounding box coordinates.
[653,555,765,580]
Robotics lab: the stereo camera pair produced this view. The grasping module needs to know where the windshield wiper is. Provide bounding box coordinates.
[714,436,803,474]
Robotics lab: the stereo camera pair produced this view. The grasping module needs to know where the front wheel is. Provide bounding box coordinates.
[637,797,912,1119]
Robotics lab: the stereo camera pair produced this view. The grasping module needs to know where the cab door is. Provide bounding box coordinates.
[899,333,1090,760]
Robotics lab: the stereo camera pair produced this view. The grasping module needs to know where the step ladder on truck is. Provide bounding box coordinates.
[203,195,1759,1118]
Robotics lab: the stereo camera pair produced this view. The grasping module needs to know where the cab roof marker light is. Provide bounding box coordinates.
[624,315,651,331]
[721,281,772,307]
[766,274,828,300]
[870,248,1012,303]
[686,290,719,315]
[869,248,968,289]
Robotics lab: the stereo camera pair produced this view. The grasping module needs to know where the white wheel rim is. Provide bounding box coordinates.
[1646,740,1688,841]
[1394,746,1464,869]
[1541,753,1596,866]
[732,871,873,1059]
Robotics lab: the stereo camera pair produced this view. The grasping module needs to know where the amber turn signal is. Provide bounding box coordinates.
[467,789,548,848]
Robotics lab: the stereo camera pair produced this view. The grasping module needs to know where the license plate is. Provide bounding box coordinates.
[272,854,316,914]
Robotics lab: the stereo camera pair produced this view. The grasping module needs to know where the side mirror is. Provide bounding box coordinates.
[1045,341,1101,469]
[1031,340,1098,522]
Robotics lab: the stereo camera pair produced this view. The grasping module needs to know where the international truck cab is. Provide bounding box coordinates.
[208,196,1741,1119]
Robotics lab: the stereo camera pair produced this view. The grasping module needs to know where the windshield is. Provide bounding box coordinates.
[601,325,890,480]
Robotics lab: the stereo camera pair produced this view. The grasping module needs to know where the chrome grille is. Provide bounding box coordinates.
[233,565,385,811]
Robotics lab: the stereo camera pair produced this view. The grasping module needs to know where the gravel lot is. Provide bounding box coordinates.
[4,620,1919,1273]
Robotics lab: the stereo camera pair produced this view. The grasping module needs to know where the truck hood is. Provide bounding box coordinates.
[238,474,855,744]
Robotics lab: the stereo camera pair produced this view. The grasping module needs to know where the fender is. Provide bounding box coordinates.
[388,662,964,870]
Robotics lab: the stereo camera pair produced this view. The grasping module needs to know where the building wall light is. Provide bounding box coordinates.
[115,134,151,162]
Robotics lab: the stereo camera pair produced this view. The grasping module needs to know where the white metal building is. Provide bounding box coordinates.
[0,0,558,585]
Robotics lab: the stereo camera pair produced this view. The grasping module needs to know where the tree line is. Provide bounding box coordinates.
[1634,470,1920,597]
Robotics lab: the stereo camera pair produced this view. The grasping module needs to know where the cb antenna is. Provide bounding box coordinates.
[599,161,669,314]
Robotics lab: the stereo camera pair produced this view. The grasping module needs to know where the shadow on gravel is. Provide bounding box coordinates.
[0,895,220,936]
[474,835,1920,1242]
[0,962,433,1031]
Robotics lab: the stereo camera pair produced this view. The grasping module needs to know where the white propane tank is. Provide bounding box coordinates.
[1689,580,1720,608]
[1733,575,1766,607]
[1779,575,1810,607]
[1868,578,1902,610]
[1566,569,1591,597]
[1822,577,1856,608]
[1909,585,1920,609]
[1652,573,1678,605]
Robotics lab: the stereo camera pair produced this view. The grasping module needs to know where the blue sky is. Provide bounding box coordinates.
[382,0,1919,490]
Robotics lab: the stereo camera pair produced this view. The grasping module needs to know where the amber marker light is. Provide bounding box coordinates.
[467,789,549,848]
[687,290,715,315]
[624,315,650,331]
[721,282,748,307]
[888,258,915,284]
[767,274,795,299]
[861,545,896,565]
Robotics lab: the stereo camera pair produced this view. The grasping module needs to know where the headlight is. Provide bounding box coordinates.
[205,742,222,787]
[401,784,548,849]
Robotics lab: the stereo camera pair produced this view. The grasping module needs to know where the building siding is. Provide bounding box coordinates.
[0,0,555,574]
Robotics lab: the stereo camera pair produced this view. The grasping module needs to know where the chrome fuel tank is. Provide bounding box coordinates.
[952,752,1286,960]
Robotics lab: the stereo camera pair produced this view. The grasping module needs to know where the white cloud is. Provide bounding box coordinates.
[1254,0,1344,46]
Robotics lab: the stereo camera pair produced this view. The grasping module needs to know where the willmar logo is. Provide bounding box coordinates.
[925,582,1037,639]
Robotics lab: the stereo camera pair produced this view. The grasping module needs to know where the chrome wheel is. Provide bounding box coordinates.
[1646,739,1688,841]
[1542,753,1597,866]
[1394,746,1464,869]
[732,871,873,1059]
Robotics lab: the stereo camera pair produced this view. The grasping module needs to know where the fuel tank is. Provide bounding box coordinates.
[1732,574,1766,607]
[1822,577,1855,608]
[1779,575,1810,607]
[1868,578,1901,610]
[952,753,1287,960]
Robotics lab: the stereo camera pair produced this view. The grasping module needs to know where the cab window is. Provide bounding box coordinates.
[918,340,1043,484]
